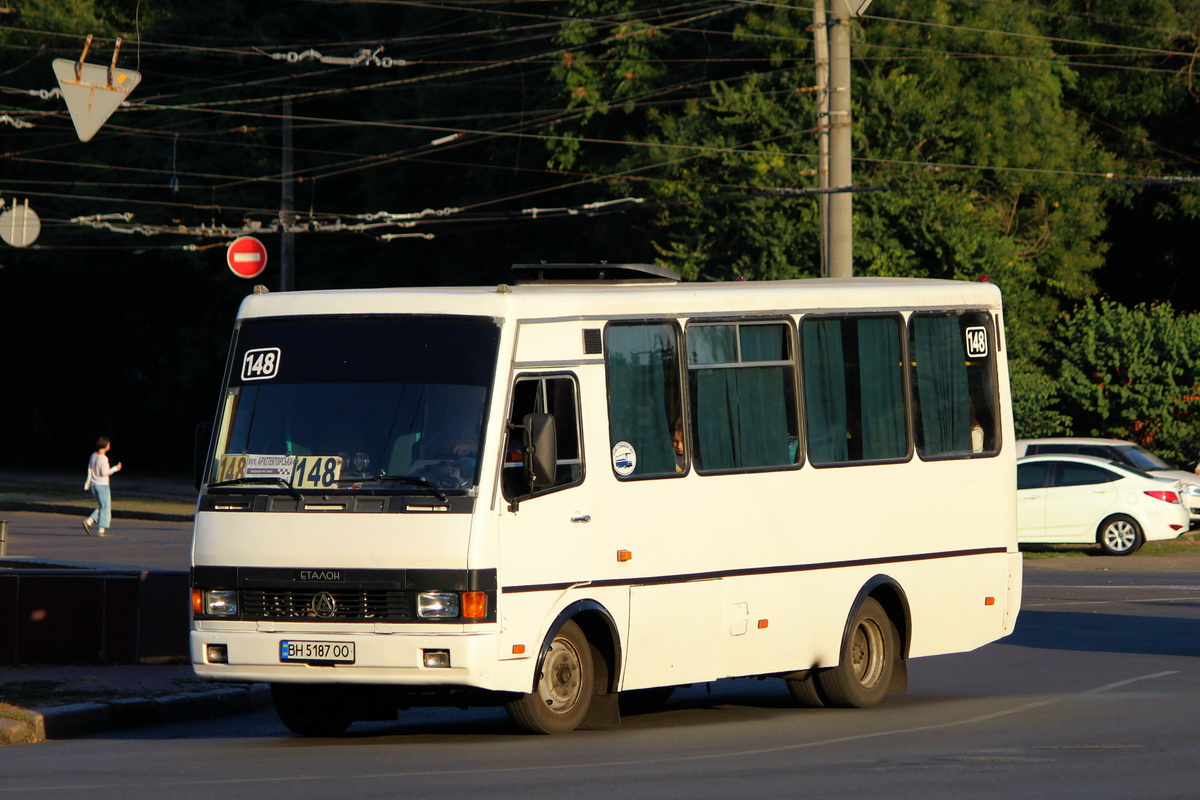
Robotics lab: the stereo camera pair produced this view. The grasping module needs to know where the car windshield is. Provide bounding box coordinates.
[208,315,500,493]
[1113,445,1171,471]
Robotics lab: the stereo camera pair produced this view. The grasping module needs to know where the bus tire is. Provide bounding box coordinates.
[786,671,826,708]
[816,597,895,708]
[271,684,353,737]
[1097,514,1143,556]
[506,620,593,734]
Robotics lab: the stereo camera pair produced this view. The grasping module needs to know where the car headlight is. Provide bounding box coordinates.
[1182,485,1200,497]
[417,592,460,619]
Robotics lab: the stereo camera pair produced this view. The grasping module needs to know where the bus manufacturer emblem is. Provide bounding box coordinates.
[310,591,337,618]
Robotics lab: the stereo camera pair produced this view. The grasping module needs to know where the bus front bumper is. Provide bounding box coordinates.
[190,628,526,691]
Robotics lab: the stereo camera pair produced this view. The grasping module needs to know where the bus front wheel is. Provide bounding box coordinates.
[506,620,593,734]
[816,597,896,708]
[271,683,354,737]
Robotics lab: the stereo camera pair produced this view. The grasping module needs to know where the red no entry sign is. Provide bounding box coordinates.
[226,236,268,279]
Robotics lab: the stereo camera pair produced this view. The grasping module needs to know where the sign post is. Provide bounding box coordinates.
[226,236,268,279]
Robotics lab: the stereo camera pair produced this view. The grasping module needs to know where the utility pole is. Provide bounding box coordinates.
[280,95,295,292]
[813,0,831,277]
[821,0,872,278]
[827,0,854,278]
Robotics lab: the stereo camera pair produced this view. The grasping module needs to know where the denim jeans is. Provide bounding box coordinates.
[89,483,112,529]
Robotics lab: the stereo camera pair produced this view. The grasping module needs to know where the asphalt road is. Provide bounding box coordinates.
[0,510,192,571]
[1,522,1198,799]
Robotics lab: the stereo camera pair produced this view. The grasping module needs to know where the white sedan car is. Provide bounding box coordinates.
[1016,437,1200,526]
[1017,454,1189,555]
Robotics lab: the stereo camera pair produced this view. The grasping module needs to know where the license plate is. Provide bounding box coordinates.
[280,640,355,664]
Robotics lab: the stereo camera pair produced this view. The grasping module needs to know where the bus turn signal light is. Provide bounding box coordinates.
[462,591,487,619]
[617,550,632,562]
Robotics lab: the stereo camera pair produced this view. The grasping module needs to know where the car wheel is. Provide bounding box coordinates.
[1098,514,1143,556]
[814,597,896,708]
[506,620,593,734]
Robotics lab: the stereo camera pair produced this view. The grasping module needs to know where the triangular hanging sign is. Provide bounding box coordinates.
[52,57,141,142]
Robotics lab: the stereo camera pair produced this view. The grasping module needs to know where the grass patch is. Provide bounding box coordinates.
[1141,531,1200,555]
[1021,531,1200,559]
[1021,546,1088,560]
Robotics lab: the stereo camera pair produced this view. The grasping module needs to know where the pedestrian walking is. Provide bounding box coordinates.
[83,436,122,537]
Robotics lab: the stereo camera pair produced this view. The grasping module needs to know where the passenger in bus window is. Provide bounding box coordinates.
[970,400,984,453]
[671,418,686,472]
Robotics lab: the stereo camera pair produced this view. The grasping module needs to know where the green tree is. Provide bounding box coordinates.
[1051,298,1200,465]
[545,1,1131,431]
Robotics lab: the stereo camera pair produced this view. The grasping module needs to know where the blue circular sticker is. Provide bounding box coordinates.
[612,441,637,476]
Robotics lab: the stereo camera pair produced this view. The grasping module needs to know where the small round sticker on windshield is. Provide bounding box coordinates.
[612,441,637,476]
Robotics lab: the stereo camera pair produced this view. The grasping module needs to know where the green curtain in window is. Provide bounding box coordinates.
[913,315,970,455]
[606,325,678,475]
[803,319,849,464]
[857,318,906,460]
[695,370,737,469]
[738,366,790,467]
[740,325,786,361]
[694,367,790,470]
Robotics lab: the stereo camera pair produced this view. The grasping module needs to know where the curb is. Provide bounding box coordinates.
[0,500,194,524]
[0,684,271,744]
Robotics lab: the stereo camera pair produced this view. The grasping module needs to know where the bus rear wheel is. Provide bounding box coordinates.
[786,671,826,708]
[506,620,593,734]
[271,684,354,737]
[816,597,895,708]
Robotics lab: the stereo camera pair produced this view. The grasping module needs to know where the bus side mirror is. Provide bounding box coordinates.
[193,422,213,491]
[523,412,557,489]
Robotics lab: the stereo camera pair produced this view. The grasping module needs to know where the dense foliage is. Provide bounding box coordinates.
[2,1,1198,471]
[1052,299,1200,466]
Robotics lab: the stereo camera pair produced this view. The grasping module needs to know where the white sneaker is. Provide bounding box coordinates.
[82,519,94,536]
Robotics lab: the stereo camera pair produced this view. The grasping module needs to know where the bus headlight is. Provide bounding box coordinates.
[200,589,239,617]
[417,592,460,618]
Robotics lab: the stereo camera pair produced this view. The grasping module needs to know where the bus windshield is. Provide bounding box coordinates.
[208,315,500,493]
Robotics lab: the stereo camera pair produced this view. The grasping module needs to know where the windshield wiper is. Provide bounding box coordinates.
[358,473,448,503]
[210,476,304,501]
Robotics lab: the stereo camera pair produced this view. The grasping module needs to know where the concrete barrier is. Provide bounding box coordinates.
[0,561,189,665]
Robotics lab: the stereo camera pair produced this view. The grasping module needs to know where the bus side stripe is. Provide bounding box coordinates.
[501,546,1008,594]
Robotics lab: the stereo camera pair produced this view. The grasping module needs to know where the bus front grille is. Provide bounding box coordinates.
[241,589,411,622]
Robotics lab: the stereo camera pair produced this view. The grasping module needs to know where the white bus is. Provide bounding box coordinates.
[191,264,1021,735]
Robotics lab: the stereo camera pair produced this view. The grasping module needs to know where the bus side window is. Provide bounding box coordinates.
[503,375,582,500]
[689,321,799,472]
[604,322,685,478]
[910,311,999,459]
[801,315,907,465]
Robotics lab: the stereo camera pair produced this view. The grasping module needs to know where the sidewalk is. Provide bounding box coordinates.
[0,471,271,744]
[0,664,271,745]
